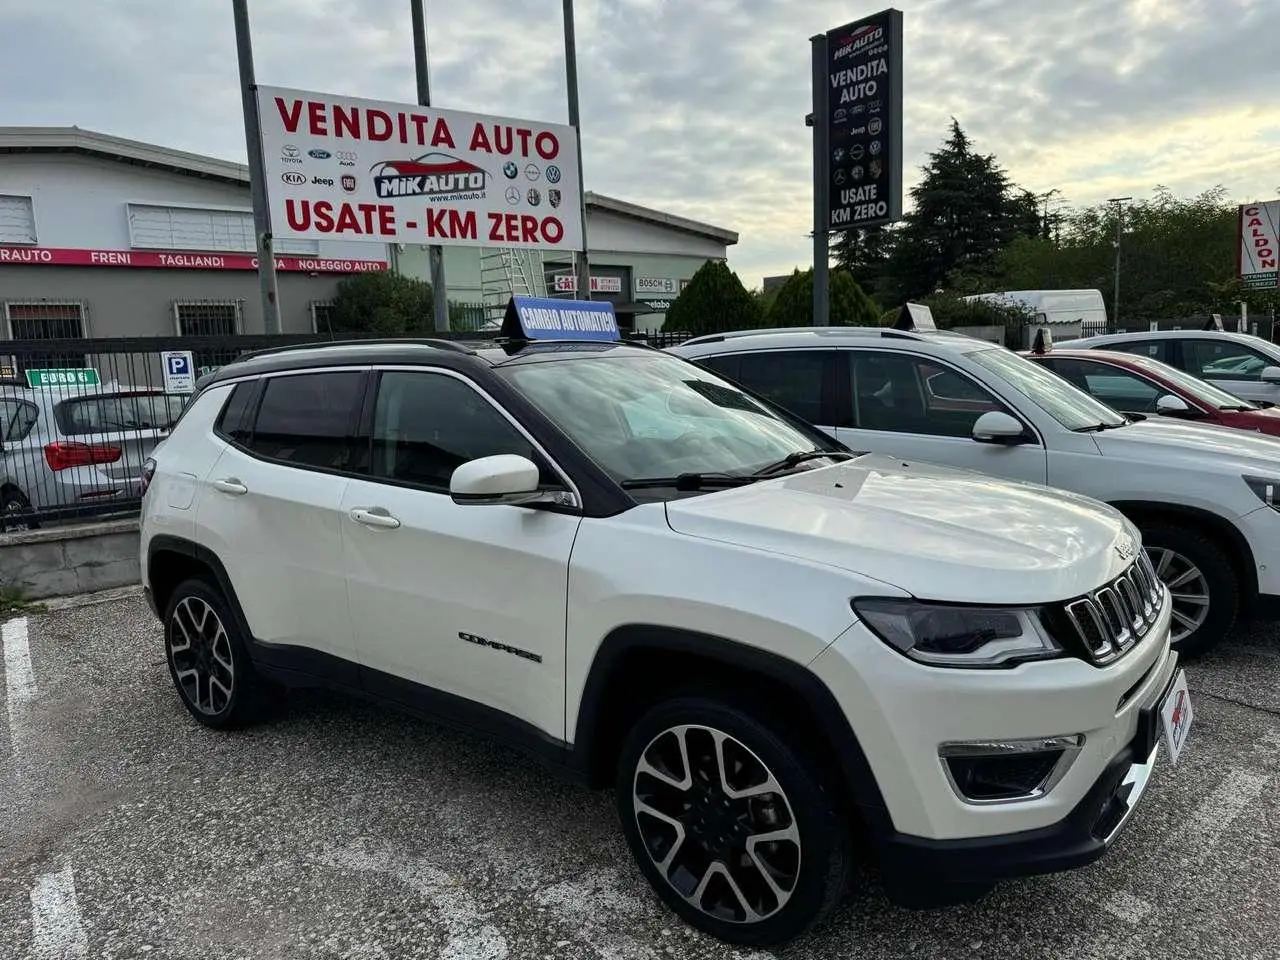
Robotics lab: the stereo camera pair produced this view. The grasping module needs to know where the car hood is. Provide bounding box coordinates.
[663,454,1135,605]
[1093,415,1280,468]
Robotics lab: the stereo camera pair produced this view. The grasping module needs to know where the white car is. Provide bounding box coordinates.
[1071,327,1280,406]
[670,325,1280,656]
[140,333,1183,946]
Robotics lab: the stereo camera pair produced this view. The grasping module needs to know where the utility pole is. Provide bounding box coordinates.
[232,0,282,334]
[563,0,592,301]
[1108,196,1132,330]
[411,0,450,332]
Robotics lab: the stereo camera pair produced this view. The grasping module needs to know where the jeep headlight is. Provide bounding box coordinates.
[852,598,1064,668]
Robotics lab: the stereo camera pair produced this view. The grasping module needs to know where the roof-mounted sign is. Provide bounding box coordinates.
[1205,314,1224,330]
[894,302,936,331]
[501,296,620,341]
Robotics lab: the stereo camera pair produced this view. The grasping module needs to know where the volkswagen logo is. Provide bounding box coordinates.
[545,164,562,184]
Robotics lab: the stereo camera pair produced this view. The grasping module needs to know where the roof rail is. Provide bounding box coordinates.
[681,325,917,346]
[233,337,478,363]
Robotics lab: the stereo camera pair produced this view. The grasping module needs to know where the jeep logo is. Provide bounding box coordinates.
[311,176,334,186]
[281,172,306,185]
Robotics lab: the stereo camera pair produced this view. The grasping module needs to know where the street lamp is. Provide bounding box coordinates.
[1108,196,1132,329]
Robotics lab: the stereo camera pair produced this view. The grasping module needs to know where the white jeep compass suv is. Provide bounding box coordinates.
[140,333,1183,946]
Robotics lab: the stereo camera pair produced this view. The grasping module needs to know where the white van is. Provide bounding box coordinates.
[964,289,1108,339]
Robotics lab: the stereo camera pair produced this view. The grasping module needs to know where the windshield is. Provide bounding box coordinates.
[1120,354,1258,410]
[967,346,1128,430]
[499,352,841,484]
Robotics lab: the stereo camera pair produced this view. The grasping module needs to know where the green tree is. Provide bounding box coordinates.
[767,268,883,327]
[328,271,437,335]
[664,259,762,335]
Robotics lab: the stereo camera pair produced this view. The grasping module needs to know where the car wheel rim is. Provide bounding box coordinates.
[168,597,235,715]
[1147,546,1210,644]
[632,723,800,925]
[4,501,30,531]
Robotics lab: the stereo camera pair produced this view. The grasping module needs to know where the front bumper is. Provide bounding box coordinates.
[875,681,1168,900]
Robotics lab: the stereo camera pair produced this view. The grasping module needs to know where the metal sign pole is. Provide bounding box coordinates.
[563,0,592,301]
[411,0,451,332]
[232,0,282,335]
[811,33,830,327]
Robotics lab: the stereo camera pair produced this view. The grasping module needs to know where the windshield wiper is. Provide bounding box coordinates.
[1072,421,1127,433]
[620,473,759,491]
[752,449,852,477]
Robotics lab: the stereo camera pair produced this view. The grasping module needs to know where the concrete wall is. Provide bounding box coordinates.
[0,264,347,336]
[0,518,139,599]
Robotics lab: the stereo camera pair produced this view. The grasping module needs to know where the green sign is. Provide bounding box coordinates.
[26,368,100,388]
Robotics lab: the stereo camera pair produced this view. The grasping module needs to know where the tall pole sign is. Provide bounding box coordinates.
[812,8,903,325]
[410,0,451,332]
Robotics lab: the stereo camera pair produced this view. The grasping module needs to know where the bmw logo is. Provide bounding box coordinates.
[546,164,562,184]
[503,161,519,179]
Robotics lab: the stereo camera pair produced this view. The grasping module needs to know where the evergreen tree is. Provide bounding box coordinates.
[767,268,882,327]
[664,259,762,335]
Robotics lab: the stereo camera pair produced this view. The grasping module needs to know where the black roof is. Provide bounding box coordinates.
[199,337,662,388]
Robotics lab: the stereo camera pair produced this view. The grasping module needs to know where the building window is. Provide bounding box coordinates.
[3,302,87,374]
[0,195,37,245]
[310,301,335,334]
[174,300,244,372]
[126,202,318,256]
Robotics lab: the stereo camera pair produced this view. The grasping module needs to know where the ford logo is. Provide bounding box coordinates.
[308,149,331,160]
[281,172,306,185]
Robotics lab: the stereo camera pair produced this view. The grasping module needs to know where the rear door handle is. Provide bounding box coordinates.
[211,477,248,496]
[350,507,401,529]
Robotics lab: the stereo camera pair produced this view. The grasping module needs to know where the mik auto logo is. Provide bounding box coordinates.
[370,152,488,200]
[832,24,883,61]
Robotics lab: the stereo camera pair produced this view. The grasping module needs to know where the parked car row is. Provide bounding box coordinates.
[670,321,1280,657]
[139,304,1203,948]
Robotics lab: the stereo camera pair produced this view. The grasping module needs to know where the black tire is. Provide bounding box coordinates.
[0,488,38,532]
[163,577,265,729]
[616,695,850,947]
[1139,522,1238,658]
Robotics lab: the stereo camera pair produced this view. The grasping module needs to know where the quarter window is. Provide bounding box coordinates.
[0,398,38,442]
[368,371,549,491]
[1104,340,1168,363]
[215,381,257,444]
[246,371,364,470]
[1182,340,1276,381]
[850,352,1008,438]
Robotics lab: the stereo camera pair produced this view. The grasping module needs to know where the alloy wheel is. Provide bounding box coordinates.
[1147,546,1210,645]
[168,596,235,715]
[632,723,801,925]
[3,500,31,532]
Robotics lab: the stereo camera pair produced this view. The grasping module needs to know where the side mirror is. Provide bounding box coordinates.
[972,411,1028,445]
[1155,394,1192,416]
[1261,366,1280,384]
[450,454,544,506]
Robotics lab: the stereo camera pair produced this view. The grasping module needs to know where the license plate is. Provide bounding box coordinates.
[1158,668,1194,764]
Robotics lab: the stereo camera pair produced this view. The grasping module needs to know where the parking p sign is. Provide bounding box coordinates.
[162,350,196,394]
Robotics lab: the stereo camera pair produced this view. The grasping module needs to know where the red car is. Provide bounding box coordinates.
[1020,344,1280,437]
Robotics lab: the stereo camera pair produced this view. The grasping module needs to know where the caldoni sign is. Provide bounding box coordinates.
[256,84,585,252]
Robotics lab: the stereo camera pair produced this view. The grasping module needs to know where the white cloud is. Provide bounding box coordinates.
[0,0,1275,288]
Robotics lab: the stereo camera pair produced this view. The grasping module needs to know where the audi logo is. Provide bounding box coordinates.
[336,150,357,161]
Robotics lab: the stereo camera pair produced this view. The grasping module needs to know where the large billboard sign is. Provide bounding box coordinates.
[256,85,584,251]
[1239,202,1279,289]
[824,9,903,230]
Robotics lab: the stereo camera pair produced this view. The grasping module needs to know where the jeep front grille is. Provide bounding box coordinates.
[1061,552,1165,665]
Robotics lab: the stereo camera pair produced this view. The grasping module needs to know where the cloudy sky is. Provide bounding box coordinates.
[2,0,1277,286]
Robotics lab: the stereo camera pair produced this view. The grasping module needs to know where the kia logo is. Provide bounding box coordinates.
[308,149,331,160]
[281,172,306,185]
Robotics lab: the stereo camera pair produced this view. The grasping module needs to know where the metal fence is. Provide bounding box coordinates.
[0,327,696,531]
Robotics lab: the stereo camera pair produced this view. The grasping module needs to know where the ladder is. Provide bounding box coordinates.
[479,247,549,320]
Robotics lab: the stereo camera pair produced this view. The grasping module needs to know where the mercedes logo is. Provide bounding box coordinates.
[505,186,522,205]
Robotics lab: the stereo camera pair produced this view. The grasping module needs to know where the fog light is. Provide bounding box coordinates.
[939,735,1084,804]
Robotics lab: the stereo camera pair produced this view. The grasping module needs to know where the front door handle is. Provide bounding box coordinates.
[350,507,401,529]
[211,477,248,496]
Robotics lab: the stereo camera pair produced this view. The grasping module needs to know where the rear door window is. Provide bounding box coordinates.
[1103,340,1171,364]
[730,350,837,425]
[245,371,366,471]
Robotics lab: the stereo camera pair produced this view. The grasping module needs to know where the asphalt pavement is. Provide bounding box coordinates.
[2,589,1278,960]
